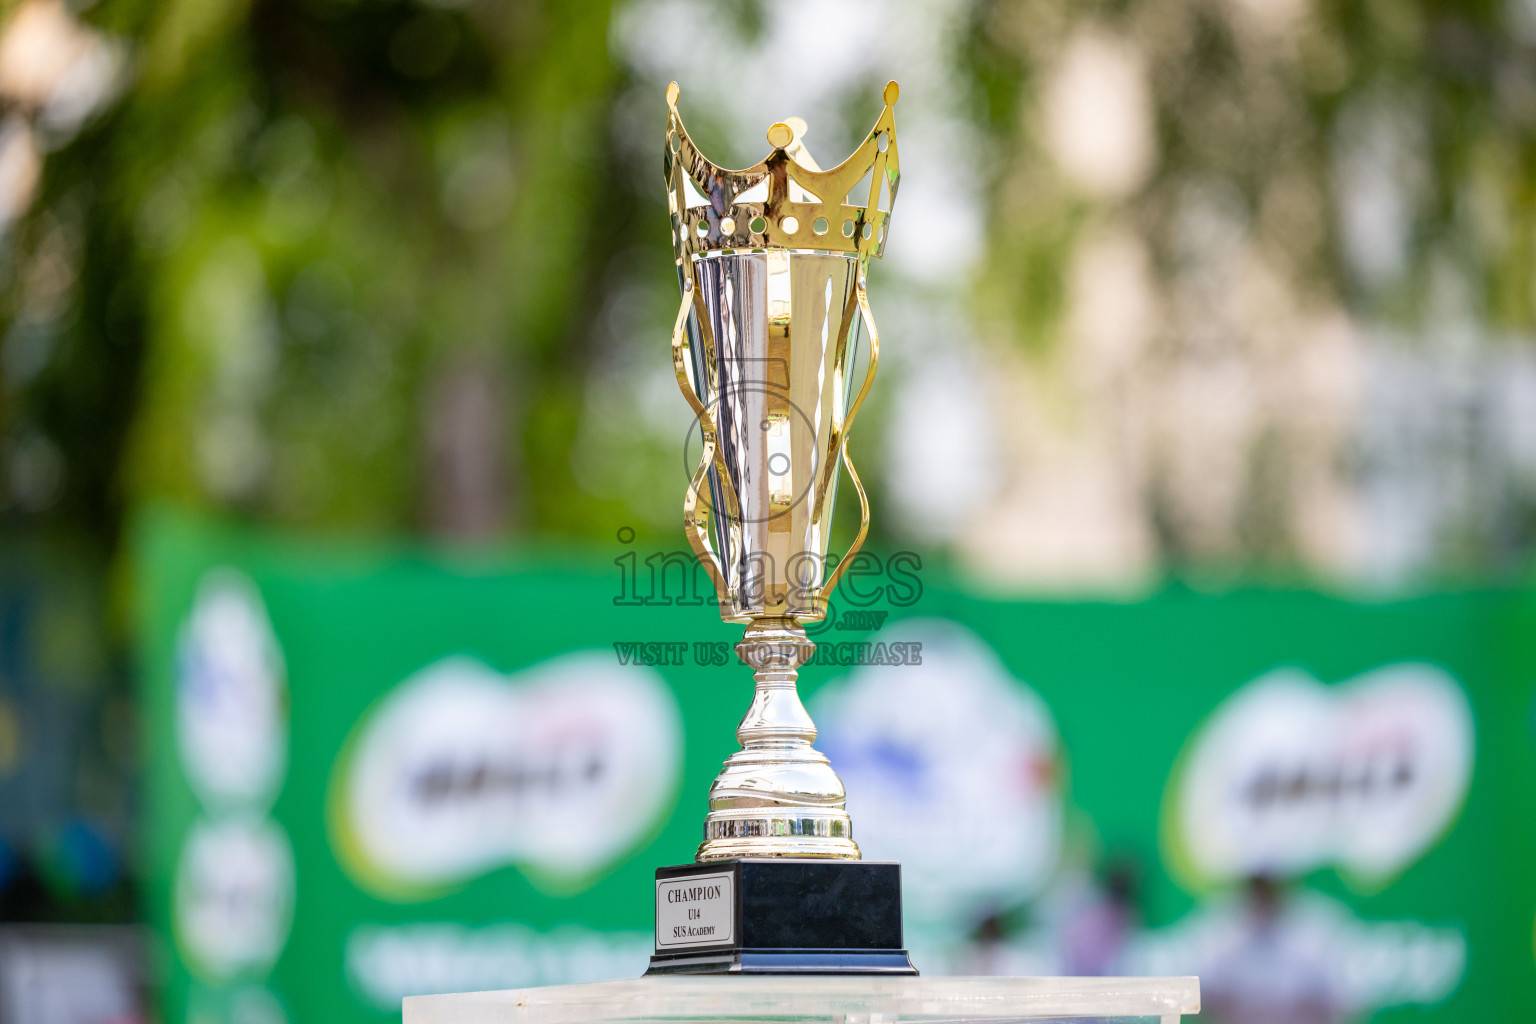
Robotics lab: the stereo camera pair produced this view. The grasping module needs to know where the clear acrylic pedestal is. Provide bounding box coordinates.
[403,975,1200,1024]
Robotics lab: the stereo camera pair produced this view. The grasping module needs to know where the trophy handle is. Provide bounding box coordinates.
[817,273,881,614]
[671,275,738,613]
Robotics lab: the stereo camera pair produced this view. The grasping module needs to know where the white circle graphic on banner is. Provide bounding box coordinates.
[812,618,1062,926]
[1165,662,1474,889]
[331,650,683,898]
[176,569,288,810]
[174,815,295,980]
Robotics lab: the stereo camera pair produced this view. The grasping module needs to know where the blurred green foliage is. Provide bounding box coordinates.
[3,0,637,541]
[959,0,1536,574]
[4,0,1536,575]
[966,0,1536,346]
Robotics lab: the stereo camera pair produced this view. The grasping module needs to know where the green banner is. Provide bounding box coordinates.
[136,510,1536,1023]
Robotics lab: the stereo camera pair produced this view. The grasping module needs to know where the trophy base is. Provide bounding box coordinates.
[646,859,916,976]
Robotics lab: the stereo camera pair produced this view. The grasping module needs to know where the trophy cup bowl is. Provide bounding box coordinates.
[649,81,914,975]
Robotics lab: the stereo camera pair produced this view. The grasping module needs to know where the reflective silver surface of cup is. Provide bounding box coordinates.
[685,250,865,623]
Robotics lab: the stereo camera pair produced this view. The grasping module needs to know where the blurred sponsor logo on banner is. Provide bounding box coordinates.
[1164,662,1474,890]
[328,651,683,899]
[814,619,1062,927]
[173,568,295,1018]
[177,569,287,812]
[174,814,295,981]
[1146,661,1474,1019]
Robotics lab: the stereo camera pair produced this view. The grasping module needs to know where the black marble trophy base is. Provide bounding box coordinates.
[646,858,917,975]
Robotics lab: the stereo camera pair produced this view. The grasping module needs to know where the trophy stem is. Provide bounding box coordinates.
[696,617,860,862]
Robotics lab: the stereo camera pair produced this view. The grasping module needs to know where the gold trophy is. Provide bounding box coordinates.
[649,81,912,974]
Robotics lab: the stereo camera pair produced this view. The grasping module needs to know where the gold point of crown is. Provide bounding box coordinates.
[664,82,901,265]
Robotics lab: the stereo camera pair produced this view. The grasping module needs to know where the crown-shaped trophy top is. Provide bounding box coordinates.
[664,81,900,265]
